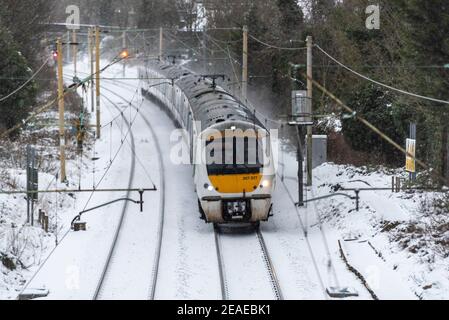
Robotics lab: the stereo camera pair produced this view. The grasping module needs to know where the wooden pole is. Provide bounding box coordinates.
[159,27,163,60]
[89,28,95,113]
[57,38,66,182]
[72,30,77,77]
[306,35,313,186]
[66,31,71,62]
[95,26,101,139]
[242,25,248,101]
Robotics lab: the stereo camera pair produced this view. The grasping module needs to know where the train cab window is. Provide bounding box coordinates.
[206,134,263,175]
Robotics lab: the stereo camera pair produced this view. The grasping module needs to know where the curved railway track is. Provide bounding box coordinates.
[64,66,376,300]
[102,75,284,300]
[69,73,166,299]
[99,84,166,300]
[75,69,283,300]
[93,94,137,300]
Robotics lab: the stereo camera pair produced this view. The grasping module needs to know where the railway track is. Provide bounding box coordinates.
[62,71,167,299]
[214,225,283,300]
[93,94,137,300]
[99,84,166,300]
[214,226,229,300]
[83,71,282,300]
[255,228,283,300]
[103,76,283,300]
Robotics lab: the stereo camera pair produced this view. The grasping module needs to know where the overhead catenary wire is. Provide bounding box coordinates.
[80,95,146,213]
[314,44,449,106]
[303,71,449,187]
[18,49,143,296]
[204,33,242,67]
[100,88,157,187]
[164,31,203,57]
[249,34,307,51]
[0,58,50,102]
[0,55,128,140]
[189,30,282,127]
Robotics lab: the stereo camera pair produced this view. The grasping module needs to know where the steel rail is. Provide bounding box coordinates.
[93,94,137,300]
[213,226,229,300]
[100,84,166,300]
[255,229,284,300]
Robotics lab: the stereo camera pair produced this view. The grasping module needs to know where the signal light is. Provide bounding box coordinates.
[119,49,129,59]
[52,51,58,59]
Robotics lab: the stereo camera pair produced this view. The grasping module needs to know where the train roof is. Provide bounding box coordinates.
[147,60,265,130]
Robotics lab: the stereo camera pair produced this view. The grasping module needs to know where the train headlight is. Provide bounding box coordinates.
[261,180,271,188]
[204,183,214,191]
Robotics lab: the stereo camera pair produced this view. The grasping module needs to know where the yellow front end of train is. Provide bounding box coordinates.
[195,122,275,224]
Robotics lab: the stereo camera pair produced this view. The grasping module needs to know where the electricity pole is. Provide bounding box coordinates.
[242,25,248,101]
[72,30,77,77]
[203,27,208,72]
[66,31,71,62]
[143,31,147,57]
[95,26,101,139]
[89,28,95,113]
[57,38,66,182]
[306,35,313,186]
[159,27,164,60]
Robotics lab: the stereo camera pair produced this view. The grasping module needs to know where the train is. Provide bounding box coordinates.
[139,60,276,225]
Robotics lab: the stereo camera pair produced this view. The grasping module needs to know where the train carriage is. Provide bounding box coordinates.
[140,60,276,225]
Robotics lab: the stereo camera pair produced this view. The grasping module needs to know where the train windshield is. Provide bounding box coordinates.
[206,136,264,175]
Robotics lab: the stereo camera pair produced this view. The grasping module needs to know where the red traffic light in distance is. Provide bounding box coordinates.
[52,50,58,59]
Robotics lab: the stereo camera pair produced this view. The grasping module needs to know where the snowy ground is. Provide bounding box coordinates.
[303,162,449,300]
[277,150,449,300]
[0,94,98,299]
[2,57,448,300]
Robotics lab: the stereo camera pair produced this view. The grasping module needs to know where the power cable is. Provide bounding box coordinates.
[102,96,156,188]
[0,58,50,102]
[315,44,449,106]
[0,55,127,140]
[164,31,203,57]
[304,71,449,186]
[249,34,308,51]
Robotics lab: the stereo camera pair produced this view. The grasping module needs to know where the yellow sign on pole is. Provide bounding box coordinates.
[406,138,416,173]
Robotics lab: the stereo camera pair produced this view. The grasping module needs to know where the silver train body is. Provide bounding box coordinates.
[139,61,275,224]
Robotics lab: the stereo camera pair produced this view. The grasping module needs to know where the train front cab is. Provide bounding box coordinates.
[197,124,275,224]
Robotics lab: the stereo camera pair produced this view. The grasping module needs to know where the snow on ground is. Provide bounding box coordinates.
[22,59,220,300]
[280,153,449,300]
[97,70,220,300]
[0,100,96,299]
[4,56,449,300]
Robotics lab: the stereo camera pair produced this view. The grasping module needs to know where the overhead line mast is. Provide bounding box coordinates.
[95,26,101,139]
[56,38,66,182]
[242,25,249,101]
[306,36,313,186]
